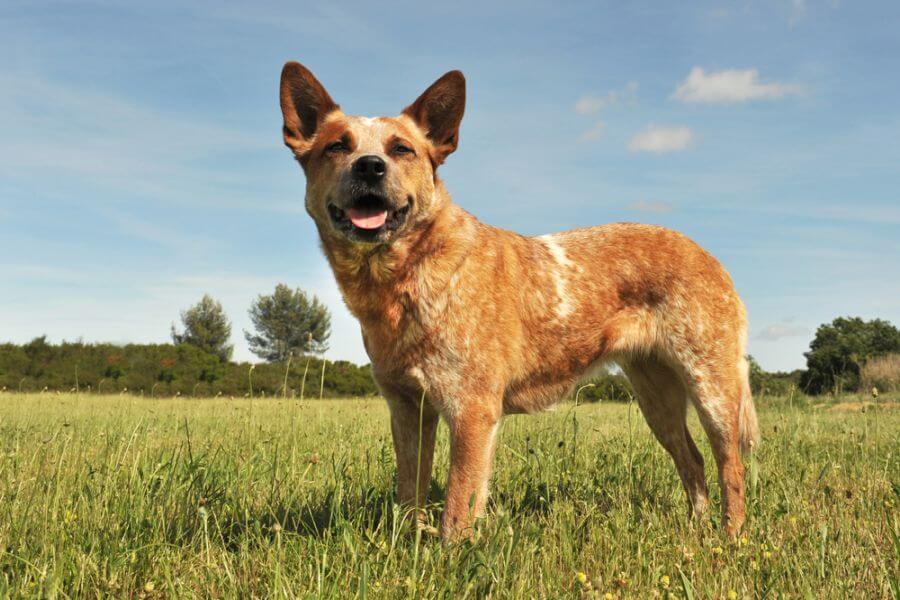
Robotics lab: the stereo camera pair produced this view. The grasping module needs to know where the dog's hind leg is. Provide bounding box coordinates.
[621,357,710,519]
[684,361,749,537]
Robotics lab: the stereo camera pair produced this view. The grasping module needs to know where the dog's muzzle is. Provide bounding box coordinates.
[327,193,411,243]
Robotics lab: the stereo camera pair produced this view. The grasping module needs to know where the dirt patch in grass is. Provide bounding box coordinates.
[823,400,900,412]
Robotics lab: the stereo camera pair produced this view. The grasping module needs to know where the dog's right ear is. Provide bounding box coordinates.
[280,62,340,159]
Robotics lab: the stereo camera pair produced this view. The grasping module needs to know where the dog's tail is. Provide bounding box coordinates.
[738,356,760,456]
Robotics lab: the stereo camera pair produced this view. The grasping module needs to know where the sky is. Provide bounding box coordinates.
[1,0,898,372]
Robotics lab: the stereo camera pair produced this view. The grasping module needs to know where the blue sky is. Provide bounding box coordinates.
[1,1,898,371]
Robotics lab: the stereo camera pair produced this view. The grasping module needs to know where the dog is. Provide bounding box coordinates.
[279,62,760,542]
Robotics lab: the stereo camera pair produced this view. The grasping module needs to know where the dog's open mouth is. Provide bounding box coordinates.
[328,194,410,241]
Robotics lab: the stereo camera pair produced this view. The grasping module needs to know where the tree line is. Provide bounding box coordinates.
[0,338,377,397]
[0,278,897,399]
[165,287,900,397]
[742,317,900,396]
[0,284,376,397]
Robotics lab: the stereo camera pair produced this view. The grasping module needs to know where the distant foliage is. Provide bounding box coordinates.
[574,357,802,403]
[860,353,900,393]
[245,284,331,362]
[800,317,900,394]
[574,369,634,403]
[0,338,377,397]
[171,294,234,361]
[747,355,800,397]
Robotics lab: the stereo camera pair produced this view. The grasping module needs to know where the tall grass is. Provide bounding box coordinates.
[0,393,896,597]
[862,353,900,393]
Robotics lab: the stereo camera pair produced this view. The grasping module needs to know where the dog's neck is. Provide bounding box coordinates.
[319,184,477,333]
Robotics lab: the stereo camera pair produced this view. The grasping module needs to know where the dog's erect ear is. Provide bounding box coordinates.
[280,62,339,158]
[402,71,466,165]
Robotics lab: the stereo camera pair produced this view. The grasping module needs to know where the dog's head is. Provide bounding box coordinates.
[279,62,465,245]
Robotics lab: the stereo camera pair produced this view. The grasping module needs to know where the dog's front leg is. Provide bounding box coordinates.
[387,394,439,524]
[442,405,501,542]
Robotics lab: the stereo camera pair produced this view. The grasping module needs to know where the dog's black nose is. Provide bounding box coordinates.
[352,155,386,182]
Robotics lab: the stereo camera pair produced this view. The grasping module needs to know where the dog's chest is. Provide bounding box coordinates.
[363,289,458,363]
[362,278,475,396]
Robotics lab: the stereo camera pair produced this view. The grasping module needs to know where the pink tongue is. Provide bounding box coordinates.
[347,207,387,230]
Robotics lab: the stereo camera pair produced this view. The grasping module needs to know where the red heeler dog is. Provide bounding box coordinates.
[279,62,760,542]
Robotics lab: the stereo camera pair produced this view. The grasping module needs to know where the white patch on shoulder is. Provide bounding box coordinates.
[537,234,574,318]
[538,234,574,268]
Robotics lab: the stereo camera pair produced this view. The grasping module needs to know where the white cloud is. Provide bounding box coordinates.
[627,125,694,153]
[574,81,638,115]
[626,200,674,214]
[575,82,637,141]
[789,0,807,25]
[753,321,809,342]
[580,121,606,142]
[673,67,801,104]
[575,96,607,115]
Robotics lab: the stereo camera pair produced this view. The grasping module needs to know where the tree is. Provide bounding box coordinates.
[800,317,900,394]
[244,284,331,362]
[171,294,233,361]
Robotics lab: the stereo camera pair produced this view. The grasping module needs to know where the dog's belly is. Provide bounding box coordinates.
[502,376,574,414]
[500,332,615,414]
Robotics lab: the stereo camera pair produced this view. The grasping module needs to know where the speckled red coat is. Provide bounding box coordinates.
[279,63,760,541]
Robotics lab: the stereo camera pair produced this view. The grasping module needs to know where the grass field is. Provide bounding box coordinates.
[0,393,897,598]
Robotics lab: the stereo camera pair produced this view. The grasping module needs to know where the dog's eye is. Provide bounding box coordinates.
[325,141,348,154]
[392,144,415,156]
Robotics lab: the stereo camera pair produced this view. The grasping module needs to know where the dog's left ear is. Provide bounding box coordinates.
[403,71,466,165]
